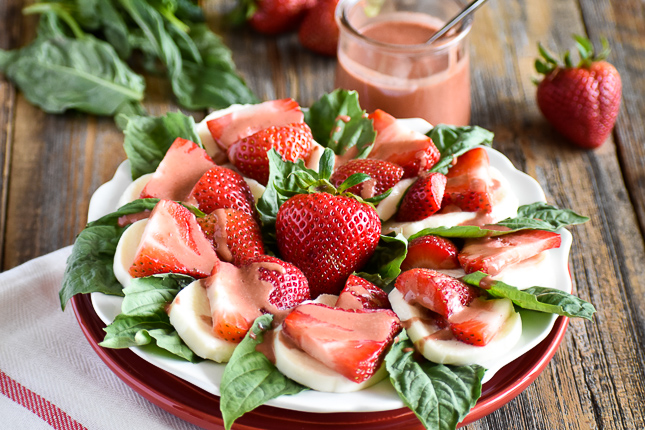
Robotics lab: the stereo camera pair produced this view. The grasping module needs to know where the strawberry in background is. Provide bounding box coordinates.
[535,34,622,149]
[229,0,315,35]
[298,0,340,56]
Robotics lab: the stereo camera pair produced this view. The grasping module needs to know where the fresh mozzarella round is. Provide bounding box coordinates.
[243,177,266,204]
[117,173,152,207]
[382,167,519,238]
[389,288,522,367]
[113,218,147,288]
[272,325,387,393]
[376,178,416,221]
[168,280,237,363]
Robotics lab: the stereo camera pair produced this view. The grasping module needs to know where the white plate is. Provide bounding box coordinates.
[88,118,571,413]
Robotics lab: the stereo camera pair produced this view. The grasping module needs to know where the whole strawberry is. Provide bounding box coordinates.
[230,0,314,35]
[535,35,622,149]
[298,0,339,56]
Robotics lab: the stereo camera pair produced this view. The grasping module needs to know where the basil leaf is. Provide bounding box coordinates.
[360,234,408,291]
[428,125,494,174]
[0,28,144,116]
[497,202,589,231]
[220,314,308,430]
[462,272,596,320]
[304,89,376,158]
[59,199,159,309]
[386,331,485,430]
[99,274,198,362]
[121,111,201,179]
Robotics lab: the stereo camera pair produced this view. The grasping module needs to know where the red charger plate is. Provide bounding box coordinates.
[72,293,568,429]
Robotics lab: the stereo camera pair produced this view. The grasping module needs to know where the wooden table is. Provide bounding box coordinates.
[2,1,644,429]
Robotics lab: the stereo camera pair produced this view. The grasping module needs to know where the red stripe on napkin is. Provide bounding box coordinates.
[1,369,87,430]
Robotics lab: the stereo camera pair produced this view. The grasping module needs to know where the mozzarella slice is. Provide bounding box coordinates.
[272,325,387,393]
[389,288,522,366]
[376,178,416,222]
[168,280,237,363]
[113,218,147,288]
[243,177,266,204]
[117,173,152,207]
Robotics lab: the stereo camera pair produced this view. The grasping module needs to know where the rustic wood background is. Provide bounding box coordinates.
[1,0,644,429]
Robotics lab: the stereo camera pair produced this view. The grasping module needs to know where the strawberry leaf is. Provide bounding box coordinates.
[462,272,596,320]
[427,125,494,174]
[386,331,485,430]
[304,89,376,158]
[220,314,308,430]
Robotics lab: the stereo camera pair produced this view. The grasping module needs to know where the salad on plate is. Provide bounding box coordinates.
[60,89,594,430]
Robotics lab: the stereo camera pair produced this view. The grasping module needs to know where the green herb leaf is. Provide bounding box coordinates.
[220,314,308,430]
[496,202,589,231]
[428,125,494,174]
[304,89,376,158]
[462,272,596,319]
[360,233,408,291]
[386,331,485,430]
[59,199,160,309]
[121,111,201,180]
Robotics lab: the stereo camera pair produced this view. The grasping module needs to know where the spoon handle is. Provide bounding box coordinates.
[426,0,489,44]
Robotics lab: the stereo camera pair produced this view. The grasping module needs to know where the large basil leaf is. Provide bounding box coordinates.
[220,314,308,430]
[358,233,408,292]
[428,125,494,174]
[496,202,589,231]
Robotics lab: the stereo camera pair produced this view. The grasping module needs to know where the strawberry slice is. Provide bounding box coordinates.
[449,298,515,346]
[129,200,219,278]
[206,99,304,150]
[139,138,215,201]
[281,303,401,383]
[205,257,309,343]
[197,208,264,266]
[395,172,447,222]
[400,235,460,271]
[394,268,481,318]
[330,158,404,199]
[367,109,440,178]
[458,229,562,276]
[442,148,493,213]
[186,166,256,217]
[227,122,314,185]
[335,275,390,310]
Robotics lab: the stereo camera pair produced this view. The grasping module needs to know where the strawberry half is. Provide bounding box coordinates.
[281,303,401,383]
[368,109,440,178]
[396,172,447,222]
[330,158,404,199]
[276,192,381,297]
[394,268,481,318]
[197,208,264,267]
[449,298,515,346]
[335,275,390,310]
[129,200,219,278]
[244,255,311,310]
[186,166,256,218]
[442,147,493,213]
[227,122,314,185]
[458,229,562,276]
[206,99,304,151]
[139,138,215,201]
[400,235,460,271]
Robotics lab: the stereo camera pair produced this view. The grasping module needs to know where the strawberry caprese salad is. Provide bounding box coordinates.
[60,89,595,430]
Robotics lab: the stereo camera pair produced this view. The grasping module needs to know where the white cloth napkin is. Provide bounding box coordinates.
[0,247,203,430]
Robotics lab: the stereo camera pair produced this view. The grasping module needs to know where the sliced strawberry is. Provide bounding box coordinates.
[367,109,440,178]
[206,99,304,150]
[139,138,215,201]
[335,275,390,310]
[281,303,401,383]
[227,122,314,185]
[129,200,219,278]
[394,268,481,318]
[330,158,404,199]
[449,298,515,346]
[400,235,460,271]
[244,255,310,310]
[458,229,562,276]
[442,148,493,213]
[396,172,447,222]
[186,166,256,217]
[197,208,264,266]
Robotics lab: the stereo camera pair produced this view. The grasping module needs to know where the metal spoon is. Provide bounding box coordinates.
[426,0,489,44]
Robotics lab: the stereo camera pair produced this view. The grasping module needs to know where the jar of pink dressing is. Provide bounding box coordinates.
[334,0,473,126]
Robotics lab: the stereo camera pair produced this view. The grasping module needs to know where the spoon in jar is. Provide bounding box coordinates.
[425,0,490,44]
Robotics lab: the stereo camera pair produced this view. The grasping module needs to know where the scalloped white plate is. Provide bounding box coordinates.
[88,118,571,413]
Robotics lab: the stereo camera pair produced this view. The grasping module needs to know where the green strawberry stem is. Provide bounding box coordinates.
[535,34,611,78]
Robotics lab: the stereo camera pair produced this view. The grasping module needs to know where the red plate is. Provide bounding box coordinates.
[72,294,568,429]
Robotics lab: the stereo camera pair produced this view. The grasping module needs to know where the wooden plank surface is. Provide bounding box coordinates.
[1,0,645,429]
